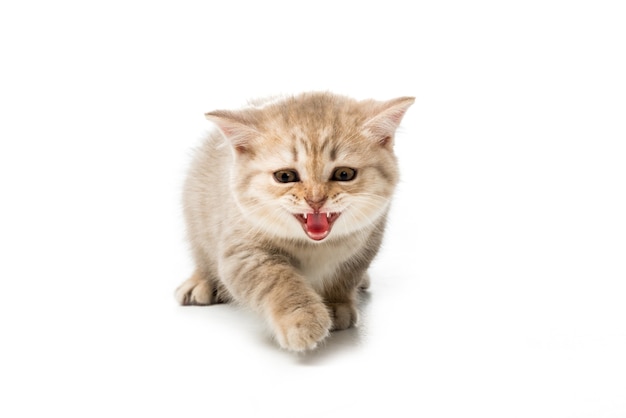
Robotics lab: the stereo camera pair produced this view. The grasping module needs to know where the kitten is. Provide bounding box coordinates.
[175,92,414,351]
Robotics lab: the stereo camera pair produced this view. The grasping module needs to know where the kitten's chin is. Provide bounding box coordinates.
[294,212,340,242]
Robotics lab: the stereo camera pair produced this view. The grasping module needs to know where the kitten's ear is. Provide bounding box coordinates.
[362,96,415,147]
[205,110,260,154]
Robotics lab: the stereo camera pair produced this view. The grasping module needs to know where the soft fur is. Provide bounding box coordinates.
[175,92,414,351]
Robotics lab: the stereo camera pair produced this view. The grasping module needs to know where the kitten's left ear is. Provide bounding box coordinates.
[363,96,415,147]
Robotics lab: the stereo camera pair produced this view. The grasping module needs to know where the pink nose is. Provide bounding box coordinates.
[305,197,327,211]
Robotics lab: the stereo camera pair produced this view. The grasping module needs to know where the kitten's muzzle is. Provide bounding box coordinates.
[294,211,340,241]
[304,197,327,211]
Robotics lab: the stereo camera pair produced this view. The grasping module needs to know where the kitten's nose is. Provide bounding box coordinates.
[305,196,327,211]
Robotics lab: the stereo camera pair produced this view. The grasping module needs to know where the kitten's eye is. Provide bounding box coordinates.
[331,167,357,182]
[273,169,300,183]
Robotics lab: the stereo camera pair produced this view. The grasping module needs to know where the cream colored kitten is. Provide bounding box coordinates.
[175,92,414,351]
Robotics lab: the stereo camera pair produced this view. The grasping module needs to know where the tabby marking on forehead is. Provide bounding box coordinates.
[176,92,414,352]
[326,139,338,162]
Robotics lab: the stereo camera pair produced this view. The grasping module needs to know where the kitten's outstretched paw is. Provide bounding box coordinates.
[329,302,358,330]
[175,273,214,306]
[274,303,332,351]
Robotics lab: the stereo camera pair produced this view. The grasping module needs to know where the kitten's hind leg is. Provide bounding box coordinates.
[325,272,369,330]
[175,269,224,306]
[328,302,358,331]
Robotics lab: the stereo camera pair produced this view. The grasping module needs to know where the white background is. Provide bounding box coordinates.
[1,1,625,417]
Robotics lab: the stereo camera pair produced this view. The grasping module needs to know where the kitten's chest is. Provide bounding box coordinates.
[290,242,358,291]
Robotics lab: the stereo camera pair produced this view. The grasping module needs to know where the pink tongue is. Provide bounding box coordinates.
[306,212,329,233]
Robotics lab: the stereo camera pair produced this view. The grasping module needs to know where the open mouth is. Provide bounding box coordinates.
[294,212,341,241]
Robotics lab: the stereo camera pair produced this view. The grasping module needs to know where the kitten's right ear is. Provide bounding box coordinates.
[205,110,260,155]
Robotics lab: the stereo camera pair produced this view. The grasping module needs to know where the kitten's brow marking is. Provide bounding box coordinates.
[329,145,338,161]
[291,145,298,162]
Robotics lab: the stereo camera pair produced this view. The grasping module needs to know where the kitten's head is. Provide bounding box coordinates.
[206,92,414,243]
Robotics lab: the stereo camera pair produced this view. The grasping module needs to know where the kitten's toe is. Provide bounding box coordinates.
[274,303,332,352]
[358,273,371,290]
[175,273,214,306]
[329,302,358,330]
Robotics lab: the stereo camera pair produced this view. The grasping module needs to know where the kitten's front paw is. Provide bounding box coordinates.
[329,302,358,330]
[175,272,214,306]
[274,303,332,351]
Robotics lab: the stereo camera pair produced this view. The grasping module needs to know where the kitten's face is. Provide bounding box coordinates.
[208,93,413,243]
[232,127,398,242]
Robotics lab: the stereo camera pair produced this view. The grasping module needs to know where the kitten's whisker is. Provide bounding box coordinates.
[351,192,392,203]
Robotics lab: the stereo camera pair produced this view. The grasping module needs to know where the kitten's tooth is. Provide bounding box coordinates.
[303,213,308,220]
[326,213,331,219]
